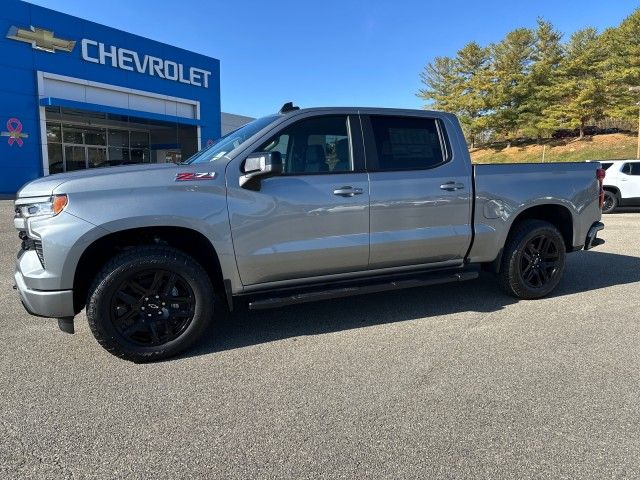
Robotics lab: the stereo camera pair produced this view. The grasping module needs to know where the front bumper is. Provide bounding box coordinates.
[13,208,101,319]
[14,264,74,318]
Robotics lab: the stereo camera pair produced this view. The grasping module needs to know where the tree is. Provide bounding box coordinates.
[453,42,491,146]
[520,18,564,139]
[417,56,460,113]
[487,28,536,139]
[416,7,640,145]
[600,8,640,122]
[543,28,607,138]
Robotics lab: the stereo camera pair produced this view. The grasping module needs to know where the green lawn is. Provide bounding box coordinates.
[471,133,639,163]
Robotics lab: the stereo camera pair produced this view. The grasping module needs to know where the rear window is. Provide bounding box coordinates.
[368,116,447,171]
[601,162,613,170]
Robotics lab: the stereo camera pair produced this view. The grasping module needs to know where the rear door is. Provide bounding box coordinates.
[619,162,640,199]
[227,114,370,286]
[362,113,472,269]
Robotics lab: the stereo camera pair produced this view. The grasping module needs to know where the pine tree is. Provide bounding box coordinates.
[417,56,460,113]
[487,28,536,140]
[543,28,607,138]
[521,18,564,139]
[453,42,491,147]
[600,9,640,121]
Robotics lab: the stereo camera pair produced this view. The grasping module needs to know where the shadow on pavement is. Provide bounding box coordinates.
[184,250,640,358]
[607,208,640,214]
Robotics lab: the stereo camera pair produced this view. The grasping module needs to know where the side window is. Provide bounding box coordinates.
[621,162,640,175]
[258,116,352,174]
[368,116,447,171]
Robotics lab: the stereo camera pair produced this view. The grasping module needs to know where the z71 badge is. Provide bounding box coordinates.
[175,172,216,181]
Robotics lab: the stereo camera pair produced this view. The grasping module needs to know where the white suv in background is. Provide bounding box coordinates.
[599,160,640,213]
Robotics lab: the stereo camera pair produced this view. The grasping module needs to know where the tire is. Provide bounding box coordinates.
[86,246,214,362]
[602,190,618,214]
[498,220,566,300]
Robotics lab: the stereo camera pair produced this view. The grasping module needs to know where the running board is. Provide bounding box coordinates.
[248,269,479,310]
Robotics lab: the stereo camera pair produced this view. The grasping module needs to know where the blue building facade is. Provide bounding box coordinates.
[0,0,221,194]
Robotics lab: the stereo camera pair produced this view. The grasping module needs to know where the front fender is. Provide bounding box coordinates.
[60,183,242,294]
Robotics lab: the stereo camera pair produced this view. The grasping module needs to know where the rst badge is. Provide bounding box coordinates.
[175,172,216,181]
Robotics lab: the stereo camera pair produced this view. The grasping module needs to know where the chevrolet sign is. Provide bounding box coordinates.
[6,25,212,89]
[81,39,211,88]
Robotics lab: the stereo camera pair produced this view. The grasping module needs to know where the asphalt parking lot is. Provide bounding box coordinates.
[1,200,639,479]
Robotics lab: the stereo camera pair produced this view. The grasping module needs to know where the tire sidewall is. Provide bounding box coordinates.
[504,222,566,299]
[602,191,617,214]
[88,250,213,361]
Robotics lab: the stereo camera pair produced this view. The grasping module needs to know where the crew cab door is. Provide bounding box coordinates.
[619,162,640,199]
[361,113,472,269]
[226,114,370,286]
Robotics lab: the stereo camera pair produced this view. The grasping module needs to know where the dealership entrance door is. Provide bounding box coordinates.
[44,106,199,174]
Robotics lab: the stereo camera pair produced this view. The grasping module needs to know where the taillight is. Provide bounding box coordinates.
[596,168,606,209]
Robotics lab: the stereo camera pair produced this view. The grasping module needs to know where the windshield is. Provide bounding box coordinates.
[185,115,281,164]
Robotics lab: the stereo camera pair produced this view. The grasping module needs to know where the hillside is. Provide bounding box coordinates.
[470,133,638,163]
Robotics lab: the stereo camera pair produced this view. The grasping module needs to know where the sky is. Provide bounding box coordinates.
[26,0,640,118]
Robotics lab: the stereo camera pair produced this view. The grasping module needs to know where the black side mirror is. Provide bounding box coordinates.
[240,151,283,189]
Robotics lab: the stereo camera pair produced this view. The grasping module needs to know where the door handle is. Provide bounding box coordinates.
[333,186,364,197]
[440,181,465,191]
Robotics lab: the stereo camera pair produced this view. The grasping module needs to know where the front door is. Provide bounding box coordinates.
[227,114,370,286]
[362,114,473,269]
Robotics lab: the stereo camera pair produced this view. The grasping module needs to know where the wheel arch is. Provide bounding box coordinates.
[603,185,620,197]
[488,203,574,274]
[508,204,574,251]
[72,226,227,313]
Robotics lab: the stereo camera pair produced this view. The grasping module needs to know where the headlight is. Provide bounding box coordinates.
[15,194,68,219]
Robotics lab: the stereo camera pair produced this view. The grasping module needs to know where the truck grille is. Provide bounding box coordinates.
[18,230,45,268]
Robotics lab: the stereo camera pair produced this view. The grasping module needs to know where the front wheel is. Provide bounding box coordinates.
[498,220,566,299]
[87,246,214,362]
[602,190,618,214]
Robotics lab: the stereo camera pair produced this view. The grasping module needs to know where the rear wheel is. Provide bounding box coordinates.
[87,246,214,362]
[602,190,618,214]
[498,220,566,299]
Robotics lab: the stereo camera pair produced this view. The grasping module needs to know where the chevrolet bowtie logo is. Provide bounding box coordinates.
[6,25,75,53]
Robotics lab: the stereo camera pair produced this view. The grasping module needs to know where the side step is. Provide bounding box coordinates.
[248,268,479,310]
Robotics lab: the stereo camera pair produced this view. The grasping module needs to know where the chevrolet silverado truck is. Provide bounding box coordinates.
[14,105,606,362]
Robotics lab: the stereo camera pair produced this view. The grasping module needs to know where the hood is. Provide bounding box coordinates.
[17,163,180,198]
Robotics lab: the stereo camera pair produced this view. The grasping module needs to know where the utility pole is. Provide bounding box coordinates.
[629,87,640,159]
[637,103,640,160]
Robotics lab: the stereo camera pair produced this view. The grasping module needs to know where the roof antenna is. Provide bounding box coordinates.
[279,102,300,114]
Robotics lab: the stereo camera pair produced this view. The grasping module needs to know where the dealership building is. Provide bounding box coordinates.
[0,0,250,194]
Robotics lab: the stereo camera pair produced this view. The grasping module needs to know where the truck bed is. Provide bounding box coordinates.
[468,162,602,264]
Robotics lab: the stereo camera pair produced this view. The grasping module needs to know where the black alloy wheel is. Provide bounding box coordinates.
[519,234,561,289]
[110,269,196,347]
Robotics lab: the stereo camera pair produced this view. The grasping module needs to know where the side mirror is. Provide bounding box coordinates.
[240,151,283,189]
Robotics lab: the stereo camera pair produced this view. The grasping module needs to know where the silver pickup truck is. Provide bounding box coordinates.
[14,105,606,362]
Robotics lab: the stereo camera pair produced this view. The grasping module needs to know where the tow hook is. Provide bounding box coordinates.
[57,317,75,334]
